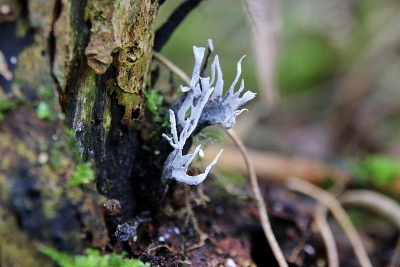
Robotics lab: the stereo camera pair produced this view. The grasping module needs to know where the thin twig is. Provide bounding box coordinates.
[339,190,400,267]
[153,50,288,266]
[285,177,373,267]
[226,129,288,267]
[339,190,400,229]
[203,145,349,184]
[152,51,191,85]
[244,0,281,106]
[314,205,339,267]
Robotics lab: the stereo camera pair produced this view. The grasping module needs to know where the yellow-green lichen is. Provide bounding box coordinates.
[102,101,112,136]
[117,91,142,125]
[72,69,97,133]
[84,0,157,125]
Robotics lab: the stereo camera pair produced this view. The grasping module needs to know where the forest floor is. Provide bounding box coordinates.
[124,176,399,267]
[124,84,400,266]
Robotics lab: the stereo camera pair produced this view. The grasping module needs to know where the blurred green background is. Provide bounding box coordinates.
[155,0,400,162]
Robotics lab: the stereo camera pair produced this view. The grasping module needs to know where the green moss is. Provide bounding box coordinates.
[42,247,150,267]
[143,88,170,129]
[144,89,163,115]
[68,162,95,187]
[349,154,400,190]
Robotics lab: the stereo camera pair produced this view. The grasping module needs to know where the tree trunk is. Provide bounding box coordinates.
[0,0,160,265]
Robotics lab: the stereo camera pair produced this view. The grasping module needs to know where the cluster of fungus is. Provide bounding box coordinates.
[161,40,256,185]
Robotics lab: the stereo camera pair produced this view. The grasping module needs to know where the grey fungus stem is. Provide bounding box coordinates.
[161,40,256,185]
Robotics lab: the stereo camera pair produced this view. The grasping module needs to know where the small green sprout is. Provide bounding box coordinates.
[68,162,95,186]
[144,89,163,115]
[36,101,52,119]
[42,247,150,267]
[144,89,170,128]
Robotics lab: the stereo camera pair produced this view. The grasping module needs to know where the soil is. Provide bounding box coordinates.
[112,176,398,267]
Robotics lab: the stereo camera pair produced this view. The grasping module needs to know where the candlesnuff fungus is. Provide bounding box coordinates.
[162,41,256,185]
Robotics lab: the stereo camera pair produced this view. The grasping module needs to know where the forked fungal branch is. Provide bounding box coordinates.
[161,40,256,185]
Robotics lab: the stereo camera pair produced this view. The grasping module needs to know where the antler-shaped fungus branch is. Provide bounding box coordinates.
[162,40,255,185]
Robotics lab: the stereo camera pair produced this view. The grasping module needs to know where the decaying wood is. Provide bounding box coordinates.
[0,0,161,264]
[0,106,107,265]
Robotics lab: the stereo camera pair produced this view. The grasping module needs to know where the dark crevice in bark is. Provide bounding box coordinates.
[96,85,141,236]
[64,0,91,125]
[91,72,174,238]
[49,0,62,98]
[71,0,90,46]
[19,0,29,19]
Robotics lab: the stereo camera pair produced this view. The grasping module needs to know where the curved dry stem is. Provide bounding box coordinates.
[154,49,287,266]
[339,190,400,267]
[153,51,191,85]
[226,128,288,267]
[314,205,339,267]
[285,177,373,267]
[339,190,400,229]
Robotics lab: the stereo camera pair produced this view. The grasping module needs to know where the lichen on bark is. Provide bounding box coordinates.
[84,0,157,125]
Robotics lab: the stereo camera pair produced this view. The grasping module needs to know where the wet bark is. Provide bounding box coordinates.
[0,0,163,265]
